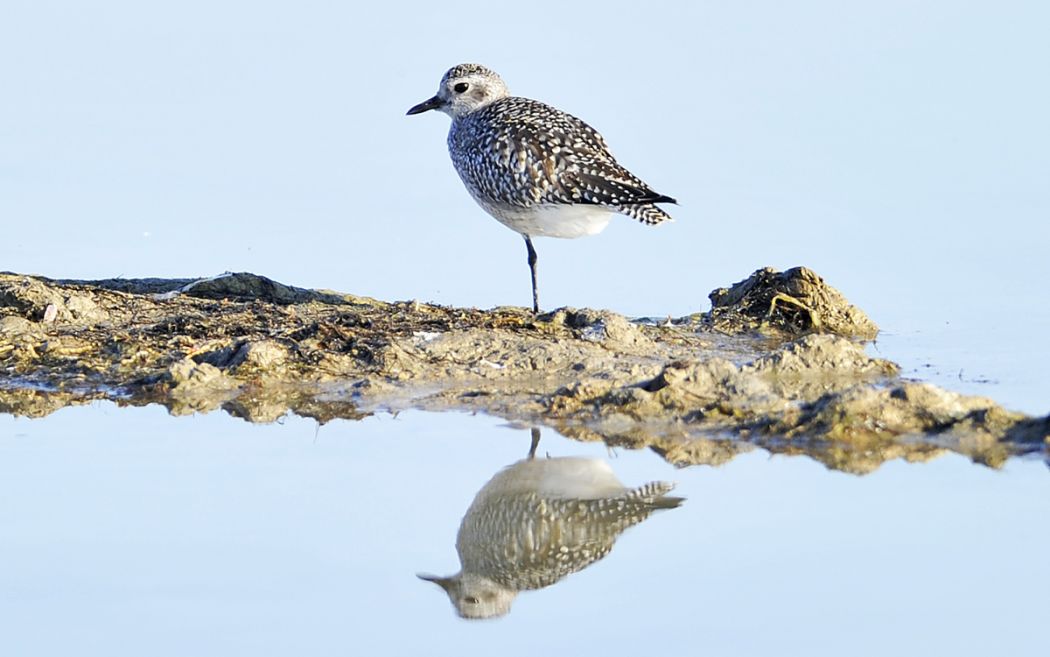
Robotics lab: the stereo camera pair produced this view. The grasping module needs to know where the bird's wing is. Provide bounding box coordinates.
[563,160,676,206]
[514,109,674,207]
[481,98,675,208]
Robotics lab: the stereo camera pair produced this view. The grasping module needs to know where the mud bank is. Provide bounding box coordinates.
[1,267,1046,474]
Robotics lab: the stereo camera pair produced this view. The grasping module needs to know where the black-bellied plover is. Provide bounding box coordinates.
[407,63,676,313]
[418,456,682,619]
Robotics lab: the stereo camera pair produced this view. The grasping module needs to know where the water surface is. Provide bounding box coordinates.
[2,405,1046,656]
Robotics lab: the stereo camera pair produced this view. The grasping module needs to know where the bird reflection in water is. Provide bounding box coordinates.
[419,429,684,619]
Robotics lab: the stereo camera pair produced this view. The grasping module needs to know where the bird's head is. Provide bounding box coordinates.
[417,572,517,619]
[406,63,509,120]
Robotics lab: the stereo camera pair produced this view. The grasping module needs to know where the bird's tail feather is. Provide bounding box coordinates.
[620,203,674,226]
[628,482,685,509]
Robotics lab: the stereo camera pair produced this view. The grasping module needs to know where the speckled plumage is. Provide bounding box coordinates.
[457,479,679,591]
[408,64,676,311]
[418,457,683,619]
[447,95,675,228]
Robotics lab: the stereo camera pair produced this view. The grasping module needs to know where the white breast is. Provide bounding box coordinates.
[478,202,614,239]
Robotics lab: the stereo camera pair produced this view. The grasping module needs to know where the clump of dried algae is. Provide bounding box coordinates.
[1,267,1045,474]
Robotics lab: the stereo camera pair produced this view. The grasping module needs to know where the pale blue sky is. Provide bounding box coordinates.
[1,1,1048,409]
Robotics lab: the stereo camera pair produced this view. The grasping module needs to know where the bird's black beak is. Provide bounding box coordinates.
[406,95,444,116]
[417,573,454,592]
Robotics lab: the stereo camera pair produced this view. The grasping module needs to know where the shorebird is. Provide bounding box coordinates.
[418,455,683,619]
[407,63,676,313]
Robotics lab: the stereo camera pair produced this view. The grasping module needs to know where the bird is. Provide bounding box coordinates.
[418,456,683,619]
[407,63,676,313]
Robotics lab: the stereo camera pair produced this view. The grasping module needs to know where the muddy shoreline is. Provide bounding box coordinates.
[2,266,1046,474]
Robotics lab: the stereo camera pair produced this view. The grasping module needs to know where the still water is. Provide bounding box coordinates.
[1,404,1046,657]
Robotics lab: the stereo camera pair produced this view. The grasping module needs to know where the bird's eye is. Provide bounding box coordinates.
[454,82,469,93]
[463,596,480,605]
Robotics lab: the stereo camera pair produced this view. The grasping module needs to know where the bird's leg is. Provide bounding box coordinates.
[528,427,541,460]
[523,234,539,313]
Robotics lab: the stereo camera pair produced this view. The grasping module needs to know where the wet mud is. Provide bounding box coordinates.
[1,267,1046,474]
